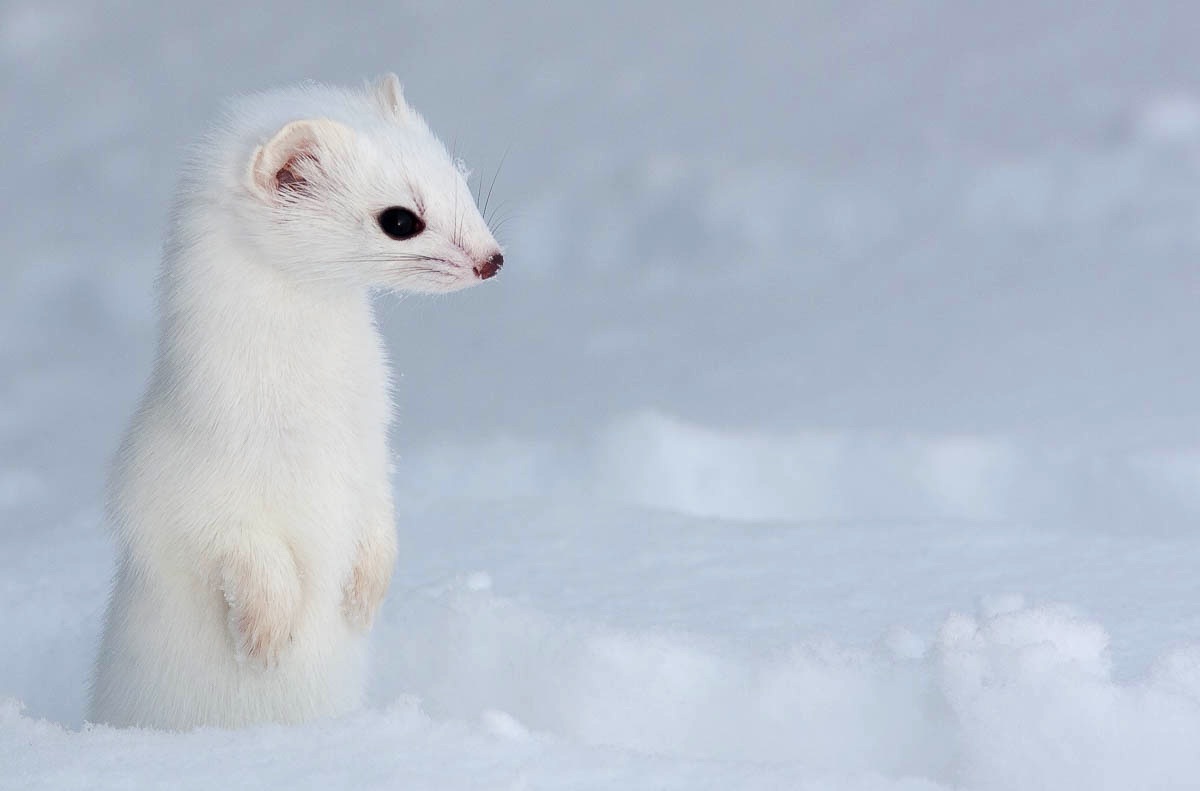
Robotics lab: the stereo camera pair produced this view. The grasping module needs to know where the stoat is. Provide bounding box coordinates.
[88,74,503,730]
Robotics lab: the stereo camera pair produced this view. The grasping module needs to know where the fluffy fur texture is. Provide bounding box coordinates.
[88,75,502,730]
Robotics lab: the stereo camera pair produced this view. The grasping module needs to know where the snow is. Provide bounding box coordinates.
[5,1,1200,788]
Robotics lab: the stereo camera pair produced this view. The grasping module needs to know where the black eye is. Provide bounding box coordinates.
[377,206,425,240]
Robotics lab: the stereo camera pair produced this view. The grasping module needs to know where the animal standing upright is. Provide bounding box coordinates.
[89,75,503,729]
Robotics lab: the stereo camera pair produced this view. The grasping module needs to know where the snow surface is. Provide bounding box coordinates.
[6,1,1200,788]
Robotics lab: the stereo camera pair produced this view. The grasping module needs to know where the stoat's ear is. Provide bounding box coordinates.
[248,118,355,199]
[372,73,415,123]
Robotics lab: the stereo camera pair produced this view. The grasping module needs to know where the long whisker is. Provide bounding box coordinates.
[451,170,462,249]
[485,198,509,226]
[330,255,458,265]
[284,263,458,287]
[481,145,508,221]
[489,208,522,239]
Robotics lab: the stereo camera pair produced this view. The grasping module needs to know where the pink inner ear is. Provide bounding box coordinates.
[275,156,309,190]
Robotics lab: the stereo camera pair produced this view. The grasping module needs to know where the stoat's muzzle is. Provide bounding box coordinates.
[474,252,504,280]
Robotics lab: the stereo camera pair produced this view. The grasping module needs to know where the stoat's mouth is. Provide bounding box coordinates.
[380,261,478,295]
[380,249,502,294]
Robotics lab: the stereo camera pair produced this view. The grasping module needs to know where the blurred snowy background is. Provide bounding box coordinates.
[6,1,1200,788]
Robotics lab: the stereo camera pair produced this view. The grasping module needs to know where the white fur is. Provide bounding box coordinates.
[88,76,502,730]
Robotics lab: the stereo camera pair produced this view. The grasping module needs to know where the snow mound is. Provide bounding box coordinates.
[386,584,1200,788]
[400,411,1200,529]
[7,585,1200,790]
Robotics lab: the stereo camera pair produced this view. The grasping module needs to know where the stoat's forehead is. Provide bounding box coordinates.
[353,119,495,252]
[358,122,463,212]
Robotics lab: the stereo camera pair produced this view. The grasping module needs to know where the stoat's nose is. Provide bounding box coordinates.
[475,252,504,280]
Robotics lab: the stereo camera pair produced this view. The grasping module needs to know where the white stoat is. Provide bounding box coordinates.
[88,74,504,730]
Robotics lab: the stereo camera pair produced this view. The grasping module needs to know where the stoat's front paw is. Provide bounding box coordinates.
[220,544,302,669]
[226,594,295,669]
[343,537,395,632]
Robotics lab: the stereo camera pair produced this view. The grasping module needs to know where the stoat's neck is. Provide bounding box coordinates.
[150,225,387,443]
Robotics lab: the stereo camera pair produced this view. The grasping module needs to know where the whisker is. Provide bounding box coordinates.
[453,176,462,249]
[489,208,523,238]
[485,198,509,227]
[481,145,508,221]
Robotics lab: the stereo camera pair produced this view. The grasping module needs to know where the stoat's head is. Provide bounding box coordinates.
[238,74,503,293]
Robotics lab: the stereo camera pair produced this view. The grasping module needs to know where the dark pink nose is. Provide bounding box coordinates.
[475,252,503,280]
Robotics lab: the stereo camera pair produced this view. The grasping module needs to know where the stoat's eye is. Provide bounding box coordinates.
[377,207,425,240]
